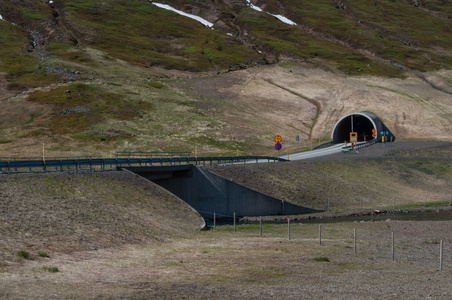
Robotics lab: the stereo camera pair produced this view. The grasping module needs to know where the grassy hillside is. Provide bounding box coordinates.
[0,170,202,264]
[208,144,452,211]
[0,0,451,157]
[1,0,451,83]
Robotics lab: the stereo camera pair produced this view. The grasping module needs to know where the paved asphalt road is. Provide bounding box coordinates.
[287,141,451,161]
[288,143,348,161]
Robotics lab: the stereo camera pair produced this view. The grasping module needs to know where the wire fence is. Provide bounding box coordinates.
[206,213,450,271]
[306,194,452,215]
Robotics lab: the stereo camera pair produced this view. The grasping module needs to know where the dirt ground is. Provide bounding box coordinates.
[0,219,451,299]
[0,171,202,264]
[0,140,450,299]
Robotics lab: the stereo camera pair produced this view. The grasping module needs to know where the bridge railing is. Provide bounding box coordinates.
[0,156,94,161]
[114,151,192,158]
[0,156,287,174]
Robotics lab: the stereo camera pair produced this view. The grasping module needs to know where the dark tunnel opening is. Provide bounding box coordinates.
[332,115,375,143]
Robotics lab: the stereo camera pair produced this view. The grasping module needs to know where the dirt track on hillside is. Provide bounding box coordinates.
[182,65,452,154]
[2,64,451,158]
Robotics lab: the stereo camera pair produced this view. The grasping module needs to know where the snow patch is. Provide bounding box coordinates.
[271,14,296,26]
[227,33,233,36]
[150,1,214,29]
[245,0,296,26]
[246,0,263,12]
[0,15,4,21]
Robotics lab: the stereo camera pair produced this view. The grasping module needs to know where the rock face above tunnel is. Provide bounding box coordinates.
[332,112,396,143]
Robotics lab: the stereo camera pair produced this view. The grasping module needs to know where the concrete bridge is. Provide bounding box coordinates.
[0,112,395,219]
[125,165,319,219]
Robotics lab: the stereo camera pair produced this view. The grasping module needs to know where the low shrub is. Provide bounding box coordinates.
[313,257,329,262]
[38,251,49,257]
[17,250,30,259]
[43,267,59,273]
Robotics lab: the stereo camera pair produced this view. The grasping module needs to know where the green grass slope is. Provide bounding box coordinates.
[0,170,202,264]
[1,0,451,80]
[208,144,452,211]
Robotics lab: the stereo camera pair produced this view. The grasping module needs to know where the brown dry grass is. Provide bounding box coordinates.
[0,170,202,264]
[0,220,451,299]
[208,143,452,211]
[0,151,450,298]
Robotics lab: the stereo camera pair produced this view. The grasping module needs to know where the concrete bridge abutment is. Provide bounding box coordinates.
[128,165,318,219]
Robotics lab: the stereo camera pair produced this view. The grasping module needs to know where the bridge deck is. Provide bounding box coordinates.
[0,156,286,174]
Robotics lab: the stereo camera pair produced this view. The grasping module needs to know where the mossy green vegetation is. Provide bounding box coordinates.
[236,3,404,77]
[63,0,261,71]
[17,250,30,259]
[1,0,451,78]
[313,257,330,262]
[26,83,152,134]
[0,21,59,90]
[46,42,93,63]
[37,251,49,257]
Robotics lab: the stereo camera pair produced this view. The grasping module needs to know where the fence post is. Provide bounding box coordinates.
[440,240,443,271]
[233,213,236,233]
[354,228,357,254]
[213,213,216,229]
[392,232,395,261]
[327,197,330,213]
[319,224,322,245]
[288,218,291,240]
[393,195,395,210]
[260,216,262,237]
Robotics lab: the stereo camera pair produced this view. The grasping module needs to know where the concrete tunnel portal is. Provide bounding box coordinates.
[331,112,395,143]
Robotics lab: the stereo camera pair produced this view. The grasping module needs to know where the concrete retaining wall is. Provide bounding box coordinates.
[151,166,317,218]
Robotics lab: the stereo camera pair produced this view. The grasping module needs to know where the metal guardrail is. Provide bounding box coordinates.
[114,151,192,158]
[342,139,377,152]
[0,156,287,174]
[313,140,335,150]
[0,156,94,161]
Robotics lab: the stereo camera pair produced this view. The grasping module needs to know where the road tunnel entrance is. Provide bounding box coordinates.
[331,112,395,143]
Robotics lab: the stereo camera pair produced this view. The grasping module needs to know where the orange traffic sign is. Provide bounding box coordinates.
[371,128,377,138]
[274,135,282,143]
